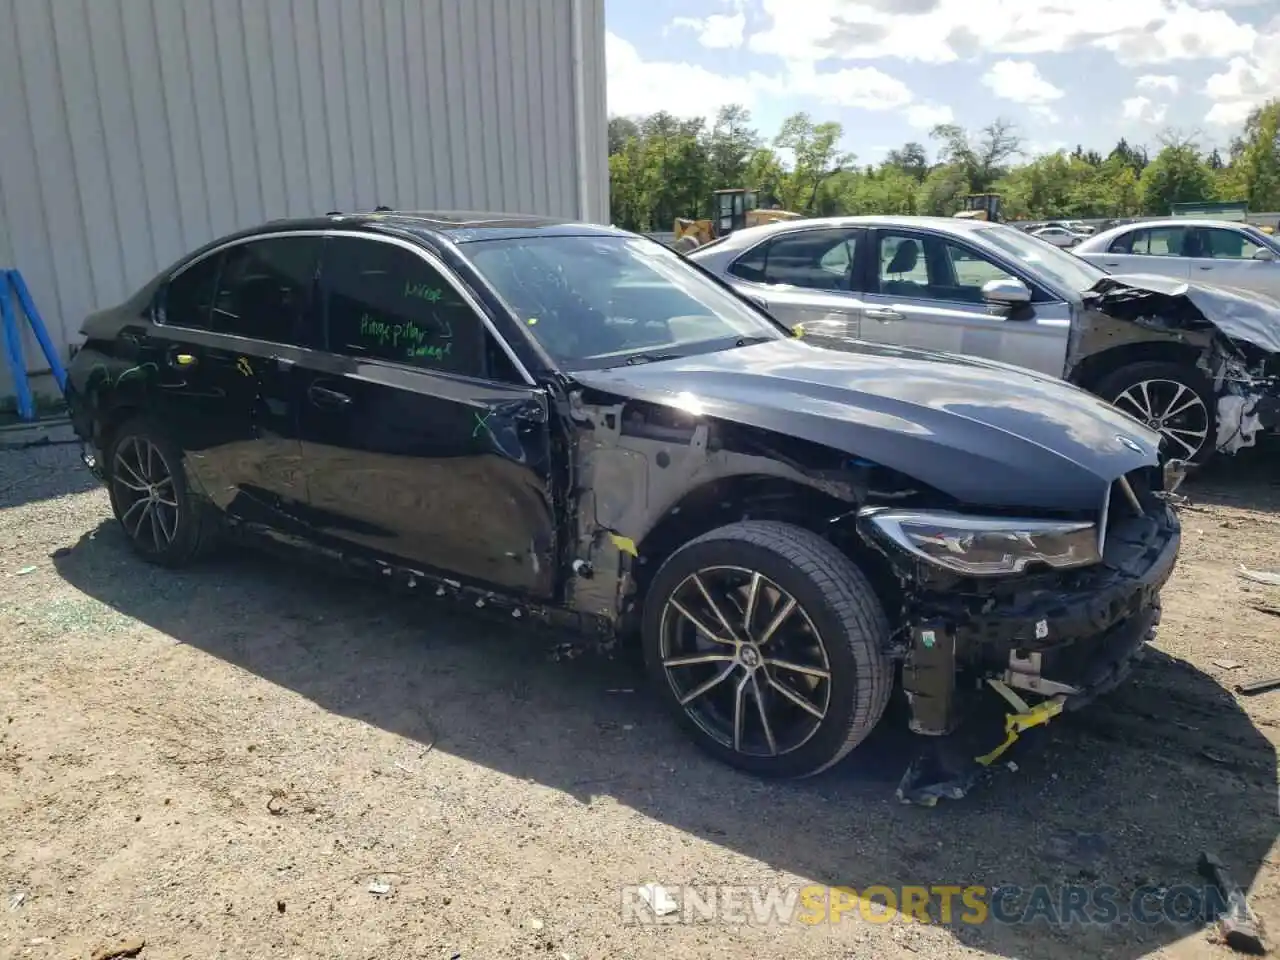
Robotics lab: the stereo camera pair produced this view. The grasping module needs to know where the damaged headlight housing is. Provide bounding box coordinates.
[859,508,1100,577]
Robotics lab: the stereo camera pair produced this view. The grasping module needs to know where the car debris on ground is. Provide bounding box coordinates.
[1199,851,1269,955]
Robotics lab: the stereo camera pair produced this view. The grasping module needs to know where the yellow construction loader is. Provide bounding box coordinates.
[953,193,1003,222]
[672,188,803,251]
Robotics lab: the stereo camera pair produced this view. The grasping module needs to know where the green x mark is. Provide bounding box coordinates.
[472,410,495,439]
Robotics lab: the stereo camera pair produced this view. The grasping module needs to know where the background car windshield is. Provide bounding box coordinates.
[465,235,783,369]
[1240,225,1280,254]
[976,224,1107,293]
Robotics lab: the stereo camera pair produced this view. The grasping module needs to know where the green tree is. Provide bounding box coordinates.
[744,147,787,206]
[1139,141,1215,214]
[929,119,1022,191]
[1234,100,1280,211]
[603,106,1269,230]
[915,164,970,215]
[884,142,929,182]
[773,113,854,214]
[706,104,760,190]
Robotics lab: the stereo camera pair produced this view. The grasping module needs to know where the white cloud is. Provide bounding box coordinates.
[905,103,955,129]
[605,31,914,119]
[1094,7,1254,64]
[670,12,746,49]
[783,62,913,110]
[1206,99,1257,125]
[1122,95,1169,123]
[1203,23,1280,124]
[605,32,767,117]
[981,60,1064,104]
[747,0,1256,66]
[1136,74,1180,93]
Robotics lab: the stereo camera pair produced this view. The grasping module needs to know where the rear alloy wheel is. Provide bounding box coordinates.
[642,521,893,779]
[1096,361,1216,464]
[106,420,217,566]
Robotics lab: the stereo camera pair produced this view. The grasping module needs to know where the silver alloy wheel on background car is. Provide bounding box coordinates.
[658,565,832,758]
[111,435,180,553]
[1112,378,1211,460]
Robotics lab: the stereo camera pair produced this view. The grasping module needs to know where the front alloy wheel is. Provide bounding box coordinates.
[1095,360,1218,465]
[642,520,893,779]
[1112,379,1210,461]
[659,566,832,758]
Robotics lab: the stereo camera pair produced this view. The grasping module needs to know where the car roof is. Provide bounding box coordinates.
[231,210,629,246]
[694,214,997,252]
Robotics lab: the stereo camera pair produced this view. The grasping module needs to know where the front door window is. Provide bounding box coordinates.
[877,233,1016,304]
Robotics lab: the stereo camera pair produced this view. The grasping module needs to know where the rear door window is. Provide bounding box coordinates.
[163,254,221,329]
[728,229,859,290]
[210,237,321,344]
[1115,227,1187,257]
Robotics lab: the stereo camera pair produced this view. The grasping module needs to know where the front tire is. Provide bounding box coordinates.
[641,521,893,779]
[106,418,218,567]
[1094,361,1216,465]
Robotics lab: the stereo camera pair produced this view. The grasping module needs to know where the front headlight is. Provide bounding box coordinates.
[859,508,1100,576]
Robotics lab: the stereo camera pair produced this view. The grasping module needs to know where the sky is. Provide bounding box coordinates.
[604,0,1280,163]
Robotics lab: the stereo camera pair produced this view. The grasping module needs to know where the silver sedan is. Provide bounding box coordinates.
[1073,218,1280,299]
[686,214,1280,463]
[686,215,1085,379]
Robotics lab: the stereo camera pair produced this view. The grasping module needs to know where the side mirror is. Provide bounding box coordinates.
[982,277,1032,307]
[1252,247,1276,261]
[744,293,771,313]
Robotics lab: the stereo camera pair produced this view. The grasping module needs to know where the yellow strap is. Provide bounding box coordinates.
[974,689,1066,767]
[607,532,638,557]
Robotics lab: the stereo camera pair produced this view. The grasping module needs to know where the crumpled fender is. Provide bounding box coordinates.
[1091,274,1280,355]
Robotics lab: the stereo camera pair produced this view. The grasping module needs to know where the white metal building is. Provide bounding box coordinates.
[0,0,609,403]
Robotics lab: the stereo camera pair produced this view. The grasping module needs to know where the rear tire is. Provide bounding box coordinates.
[641,520,893,779]
[1094,361,1217,465]
[105,418,218,567]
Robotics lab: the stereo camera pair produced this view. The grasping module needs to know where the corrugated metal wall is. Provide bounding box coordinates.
[0,0,608,400]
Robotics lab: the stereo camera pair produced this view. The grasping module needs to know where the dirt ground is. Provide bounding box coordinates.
[0,439,1276,960]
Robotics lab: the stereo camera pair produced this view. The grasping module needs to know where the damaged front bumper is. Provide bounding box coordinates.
[862,490,1180,804]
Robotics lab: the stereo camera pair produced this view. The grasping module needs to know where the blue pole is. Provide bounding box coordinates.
[0,272,36,421]
[8,269,67,393]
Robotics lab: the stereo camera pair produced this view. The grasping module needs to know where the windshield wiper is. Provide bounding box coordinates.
[623,351,682,365]
[734,335,774,347]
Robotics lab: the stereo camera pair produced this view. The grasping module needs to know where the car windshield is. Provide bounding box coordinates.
[463,234,785,370]
[1240,224,1280,254]
[974,224,1108,294]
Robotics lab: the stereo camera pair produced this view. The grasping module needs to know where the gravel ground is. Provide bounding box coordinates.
[0,439,1276,960]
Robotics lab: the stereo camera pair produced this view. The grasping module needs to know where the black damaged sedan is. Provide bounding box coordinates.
[64,212,1182,780]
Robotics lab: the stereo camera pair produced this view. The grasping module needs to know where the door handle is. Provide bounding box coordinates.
[515,402,547,423]
[865,308,903,322]
[1102,261,1121,268]
[1197,266,1214,270]
[308,383,351,408]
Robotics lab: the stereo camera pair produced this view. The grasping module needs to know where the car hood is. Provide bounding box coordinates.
[1092,273,1280,354]
[570,338,1162,512]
